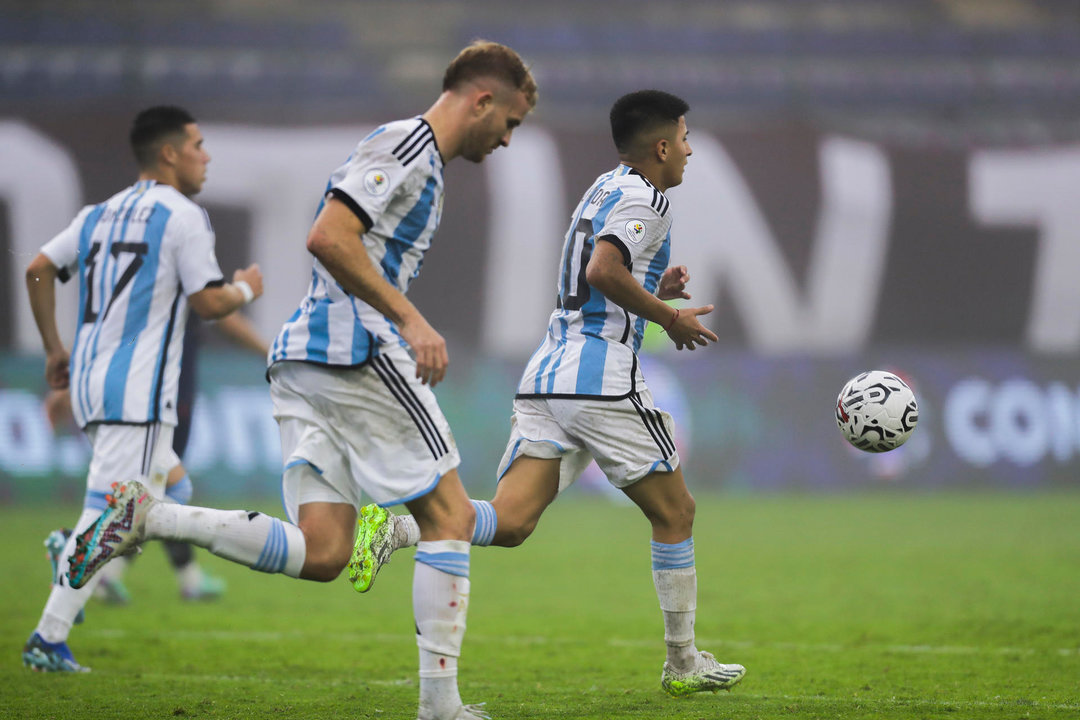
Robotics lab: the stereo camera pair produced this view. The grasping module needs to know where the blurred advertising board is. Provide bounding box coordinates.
[2,348,1078,503]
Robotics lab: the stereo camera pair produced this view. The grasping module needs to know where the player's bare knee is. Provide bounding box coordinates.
[644,495,695,536]
[680,493,696,526]
[669,500,695,535]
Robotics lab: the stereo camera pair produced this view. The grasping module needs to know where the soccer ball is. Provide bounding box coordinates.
[835,370,918,452]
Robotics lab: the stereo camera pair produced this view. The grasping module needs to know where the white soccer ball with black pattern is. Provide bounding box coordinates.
[835,370,919,452]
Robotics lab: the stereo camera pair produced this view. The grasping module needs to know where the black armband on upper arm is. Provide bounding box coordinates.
[328,188,374,231]
[597,234,631,267]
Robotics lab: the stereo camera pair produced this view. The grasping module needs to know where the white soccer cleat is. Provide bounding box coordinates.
[418,703,491,720]
[67,481,155,589]
[661,650,745,697]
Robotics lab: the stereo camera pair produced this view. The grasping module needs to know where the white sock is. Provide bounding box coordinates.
[651,536,699,672]
[414,540,470,720]
[36,509,104,643]
[653,567,698,670]
[469,500,497,546]
[147,504,306,578]
[394,513,421,550]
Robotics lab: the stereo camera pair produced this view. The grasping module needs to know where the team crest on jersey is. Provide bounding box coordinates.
[363,169,390,196]
[624,219,647,244]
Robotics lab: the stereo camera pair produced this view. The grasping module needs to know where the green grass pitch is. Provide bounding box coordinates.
[2,492,1078,719]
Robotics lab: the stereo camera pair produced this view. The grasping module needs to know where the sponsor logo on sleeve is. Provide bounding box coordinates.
[624,219,647,244]
[363,169,390,196]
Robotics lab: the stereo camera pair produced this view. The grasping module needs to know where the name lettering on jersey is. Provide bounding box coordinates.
[624,219,647,244]
[98,205,157,225]
[363,169,390,196]
[589,189,611,208]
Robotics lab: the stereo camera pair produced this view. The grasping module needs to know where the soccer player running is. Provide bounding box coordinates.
[353,90,747,698]
[22,106,264,672]
[43,314,268,608]
[66,42,536,720]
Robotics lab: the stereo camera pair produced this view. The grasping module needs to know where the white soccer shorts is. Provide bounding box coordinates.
[496,388,681,490]
[269,347,460,518]
[83,423,178,509]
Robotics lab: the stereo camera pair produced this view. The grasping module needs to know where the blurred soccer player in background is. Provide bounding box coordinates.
[68,41,536,720]
[42,311,268,610]
[23,105,264,672]
[356,89,747,698]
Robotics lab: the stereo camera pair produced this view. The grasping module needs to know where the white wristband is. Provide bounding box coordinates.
[234,280,255,305]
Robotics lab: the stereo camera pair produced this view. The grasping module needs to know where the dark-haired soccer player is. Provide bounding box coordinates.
[69,42,536,720]
[23,105,264,672]
[356,90,747,698]
[41,309,268,610]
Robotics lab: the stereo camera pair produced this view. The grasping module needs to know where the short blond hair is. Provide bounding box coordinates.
[443,40,537,108]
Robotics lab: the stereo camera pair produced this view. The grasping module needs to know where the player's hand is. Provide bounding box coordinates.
[657,265,691,301]
[45,350,70,389]
[398,314,448,387]
[44,389,74,430]
[665,304,718,351]
[233,264,264,301]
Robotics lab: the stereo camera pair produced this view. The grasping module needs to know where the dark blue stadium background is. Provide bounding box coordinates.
[2,0,1079,500]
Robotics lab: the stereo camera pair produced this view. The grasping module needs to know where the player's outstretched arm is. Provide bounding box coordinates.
[188,264,264,320]
[586,242,717,351]
[25,253,70,389]
[215,311,270,357]
[307,198,448,386]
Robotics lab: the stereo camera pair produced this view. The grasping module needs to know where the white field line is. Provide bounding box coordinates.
[129,672,1080,712]
[138,672,412,687]
[87,627,1078,657]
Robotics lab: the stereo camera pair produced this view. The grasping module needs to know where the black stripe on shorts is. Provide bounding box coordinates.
[629,393,675,458]
[371,356,449,459]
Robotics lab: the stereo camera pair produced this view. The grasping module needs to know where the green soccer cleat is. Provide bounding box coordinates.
[347,504,395,593]
[68,481,154,589]
[661,650,745,697]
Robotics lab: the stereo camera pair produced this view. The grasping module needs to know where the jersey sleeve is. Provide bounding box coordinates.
[174,206,226,295]
[595,194,667,266]
[329,132,416,230]
[40,206,93,283]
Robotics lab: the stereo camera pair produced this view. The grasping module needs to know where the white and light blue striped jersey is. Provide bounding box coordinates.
[517,165,673,399]
[269,117,445,368]
[40,180,225,428]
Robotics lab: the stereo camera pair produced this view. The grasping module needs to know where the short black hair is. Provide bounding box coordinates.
[609,90,689,154]
[130,106,196,169]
